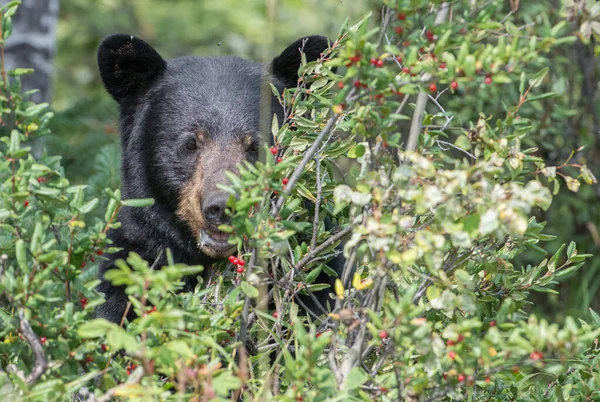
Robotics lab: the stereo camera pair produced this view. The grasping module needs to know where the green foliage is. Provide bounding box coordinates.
[1,1,600,401]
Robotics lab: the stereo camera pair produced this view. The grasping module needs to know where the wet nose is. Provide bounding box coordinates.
[202,192,229,226]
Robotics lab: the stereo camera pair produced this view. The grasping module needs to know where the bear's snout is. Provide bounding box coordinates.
[201,192,229,226]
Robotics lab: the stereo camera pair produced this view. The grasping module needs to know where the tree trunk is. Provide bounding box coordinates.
[4,0,60,104]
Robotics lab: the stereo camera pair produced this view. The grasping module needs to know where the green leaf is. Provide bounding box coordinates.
[567,241,576,259]
[77,319,113,338]
[241,282,259,298]
[78,198,99,214]
[528,67,549,88]
[15,239,27,272]
[344,367,368,391]
[212,373,242,397]
[166,340,194,358]
[347,144,365,158]
[590,309,600,329]
[547,244,565,273]
[294,116,319,129]
[121,198,155,207]
[7,68,33,76]
[527,92,558,102]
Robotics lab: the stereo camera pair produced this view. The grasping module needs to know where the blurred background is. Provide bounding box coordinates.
[9,0,600,322]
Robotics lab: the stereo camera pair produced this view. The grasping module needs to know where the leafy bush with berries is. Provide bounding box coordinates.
[1,0,600,401]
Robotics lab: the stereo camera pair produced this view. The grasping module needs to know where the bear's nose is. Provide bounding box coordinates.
[202,192,229,226]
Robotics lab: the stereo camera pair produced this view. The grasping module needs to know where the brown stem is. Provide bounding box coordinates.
[18,309,48,386]
[295,223,356,272]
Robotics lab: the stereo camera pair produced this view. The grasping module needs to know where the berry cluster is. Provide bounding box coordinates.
[229,255,246,273]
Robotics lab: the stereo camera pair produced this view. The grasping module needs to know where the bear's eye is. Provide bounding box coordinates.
[247,142,259,153]
[184,138,198,151]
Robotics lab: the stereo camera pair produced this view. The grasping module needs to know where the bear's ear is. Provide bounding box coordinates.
[97,34,166,104]
[271,35,332,88]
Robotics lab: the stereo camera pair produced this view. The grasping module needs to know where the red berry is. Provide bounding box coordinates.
[485,376,491,384]
[270,146,277,155]
[529,351,543,360]
[276,157,282,163]
[426,30,435,42]
[489,320,496,327]
[402,67,410,74]
[457,374,465,382]
[354,80,362,88]
[237,260,245,267]
[228,256,237,264]
[512,365,520,374]
[402,41,410,47]
[440,62,447,69]
[485,76,492,85]
[396,55,403,63]
[448,351,456,359]
[126,363,137,375]
[236,266,244,273]
[370,57,378,66]
[446,340,455,346]
[429,83,437,92]
[282,178,289,185]
[40,336,47,345]
[316,332,322,338]
[272,312,278,318]
[397,13,406,20]
[80,261,86,269]
[96,250,104,256]
[86,356,93,363]
[450,81,459,90]
[337,82,344,89]
[457,334,465,342]
[24,200,29,207]
[80,297,88,307]
[349,54,361,63]
[101,344,109,352]
[380,387,388,393]
[376,59,384,68]
[379,330,388,340]
[395,26,404,35]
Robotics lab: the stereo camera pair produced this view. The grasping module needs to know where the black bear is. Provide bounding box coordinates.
[95,34,338,323]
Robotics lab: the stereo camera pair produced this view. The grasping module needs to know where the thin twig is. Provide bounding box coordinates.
[544,367,576,398]
[311,155,322,250]
[406,92,429,152]
[240,248,258,344]
[295,223,357,272]
[437,140,476,159]
[376,6,395,48]
[18,309,48,386]
[406,2,450,152]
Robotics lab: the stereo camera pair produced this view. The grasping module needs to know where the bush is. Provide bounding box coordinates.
[1,0,600,401]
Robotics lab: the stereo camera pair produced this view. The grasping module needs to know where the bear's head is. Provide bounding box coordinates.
[97,34,331,260]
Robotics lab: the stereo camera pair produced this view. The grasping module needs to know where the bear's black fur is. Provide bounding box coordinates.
[95,34,342,324]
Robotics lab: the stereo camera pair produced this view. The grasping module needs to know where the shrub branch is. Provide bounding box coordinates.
[18,309,48,386]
